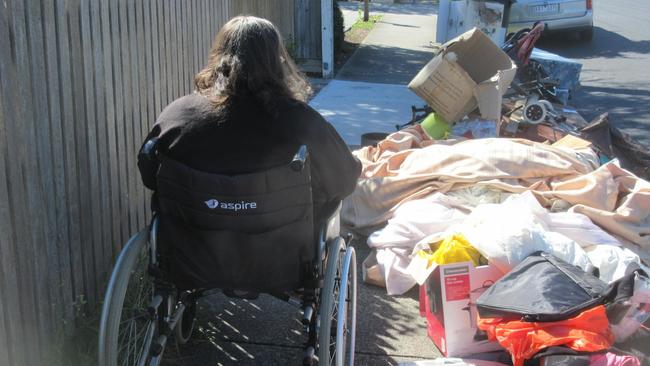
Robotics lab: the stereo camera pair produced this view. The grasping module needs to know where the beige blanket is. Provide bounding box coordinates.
[342,125,650,249]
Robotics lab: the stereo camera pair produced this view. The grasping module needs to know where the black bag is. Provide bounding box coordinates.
[476,252,638,322]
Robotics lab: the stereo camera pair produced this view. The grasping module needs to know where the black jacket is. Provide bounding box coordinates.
[138,93,361,224]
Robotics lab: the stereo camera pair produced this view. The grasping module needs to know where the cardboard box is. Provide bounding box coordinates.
[419,261,504,357]
[408,28,516,123]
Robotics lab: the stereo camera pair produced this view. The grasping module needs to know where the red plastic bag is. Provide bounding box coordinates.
[477,305,614,366]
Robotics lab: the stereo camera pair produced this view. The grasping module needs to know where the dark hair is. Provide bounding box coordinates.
[194,16,312,115]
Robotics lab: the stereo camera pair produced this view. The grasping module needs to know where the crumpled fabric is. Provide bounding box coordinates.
[354,127,648,294]
[551,162,650,250]
[343,125,598,235]
[367,193,468,250]
[477,305,614,366]
[344,125,650,252]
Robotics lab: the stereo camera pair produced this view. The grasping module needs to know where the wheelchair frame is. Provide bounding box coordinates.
[98,213,357,366]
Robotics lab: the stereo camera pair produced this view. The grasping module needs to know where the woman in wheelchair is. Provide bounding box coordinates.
[99,16,361,366]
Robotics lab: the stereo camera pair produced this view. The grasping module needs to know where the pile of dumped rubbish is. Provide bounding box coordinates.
[342,27,650,366]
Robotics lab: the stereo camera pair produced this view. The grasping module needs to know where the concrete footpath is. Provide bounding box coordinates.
[316,1,442,363]
[311,1,438,146]
[163,3,442,365]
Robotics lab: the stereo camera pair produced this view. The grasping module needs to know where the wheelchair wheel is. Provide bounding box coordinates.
[98,229,162,366]
[318,238,357,366]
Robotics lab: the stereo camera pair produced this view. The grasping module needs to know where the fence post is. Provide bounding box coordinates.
[321,0,333,78]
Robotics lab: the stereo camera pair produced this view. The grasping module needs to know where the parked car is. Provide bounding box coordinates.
[507,0,594,41]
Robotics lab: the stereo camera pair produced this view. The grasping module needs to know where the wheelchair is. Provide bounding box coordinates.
[98,145,357,366]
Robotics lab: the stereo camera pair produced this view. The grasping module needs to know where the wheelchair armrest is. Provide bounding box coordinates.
[290,145,308,172]
[138,137,160,190]
[320,202,342,243]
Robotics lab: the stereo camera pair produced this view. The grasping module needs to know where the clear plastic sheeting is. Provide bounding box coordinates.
[609,273,650,343]
[445,186,510,208]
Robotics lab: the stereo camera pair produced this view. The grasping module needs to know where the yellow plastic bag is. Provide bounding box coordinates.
[410,234,486,285]
[428,233,485,266]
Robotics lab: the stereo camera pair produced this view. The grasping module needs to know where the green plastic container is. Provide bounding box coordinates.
[420,112,450,140]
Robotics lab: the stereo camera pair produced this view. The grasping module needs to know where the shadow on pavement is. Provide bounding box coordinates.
[353,240,439,364]
[537,26,650,59]
[160,237,438,365]
[571,84,650,148]
[337,45,435,84]
[161,291,305,365]
[379,20,422,28]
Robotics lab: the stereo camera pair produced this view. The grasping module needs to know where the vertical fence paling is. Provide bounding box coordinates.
[0,0,299,364]
[294,0,322,61]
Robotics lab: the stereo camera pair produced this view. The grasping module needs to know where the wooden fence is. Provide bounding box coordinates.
[294,0,323,71]
[0,1,322,364]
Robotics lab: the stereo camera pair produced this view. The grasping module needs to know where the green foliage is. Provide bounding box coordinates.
[351,15,382,30]
[45,295,99,366]
[333,0,345,54]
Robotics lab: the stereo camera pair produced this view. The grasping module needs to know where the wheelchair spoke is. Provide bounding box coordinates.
[120,311,148,326]
[318,238,357,366]
[117,315,151,366]
[116,246,156,366]
[328,255,345,365]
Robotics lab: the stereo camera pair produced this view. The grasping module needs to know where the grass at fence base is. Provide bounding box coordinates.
[46,301,99,366]
[352,15,383,31]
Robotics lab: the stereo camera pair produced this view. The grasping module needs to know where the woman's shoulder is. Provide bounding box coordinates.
[159,93,214,121]
[278,98,325,124]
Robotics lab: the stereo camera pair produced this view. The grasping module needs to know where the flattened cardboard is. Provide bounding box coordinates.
[552,134,593,150]
[409,28,516,123]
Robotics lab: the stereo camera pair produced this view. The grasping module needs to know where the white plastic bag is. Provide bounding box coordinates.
[458,192,593,274]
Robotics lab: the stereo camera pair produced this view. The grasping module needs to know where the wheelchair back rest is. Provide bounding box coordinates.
[156,155,314,234]
[153,148,319,291]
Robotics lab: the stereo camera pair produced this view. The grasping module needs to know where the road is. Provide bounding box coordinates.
[537,0,650,148]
